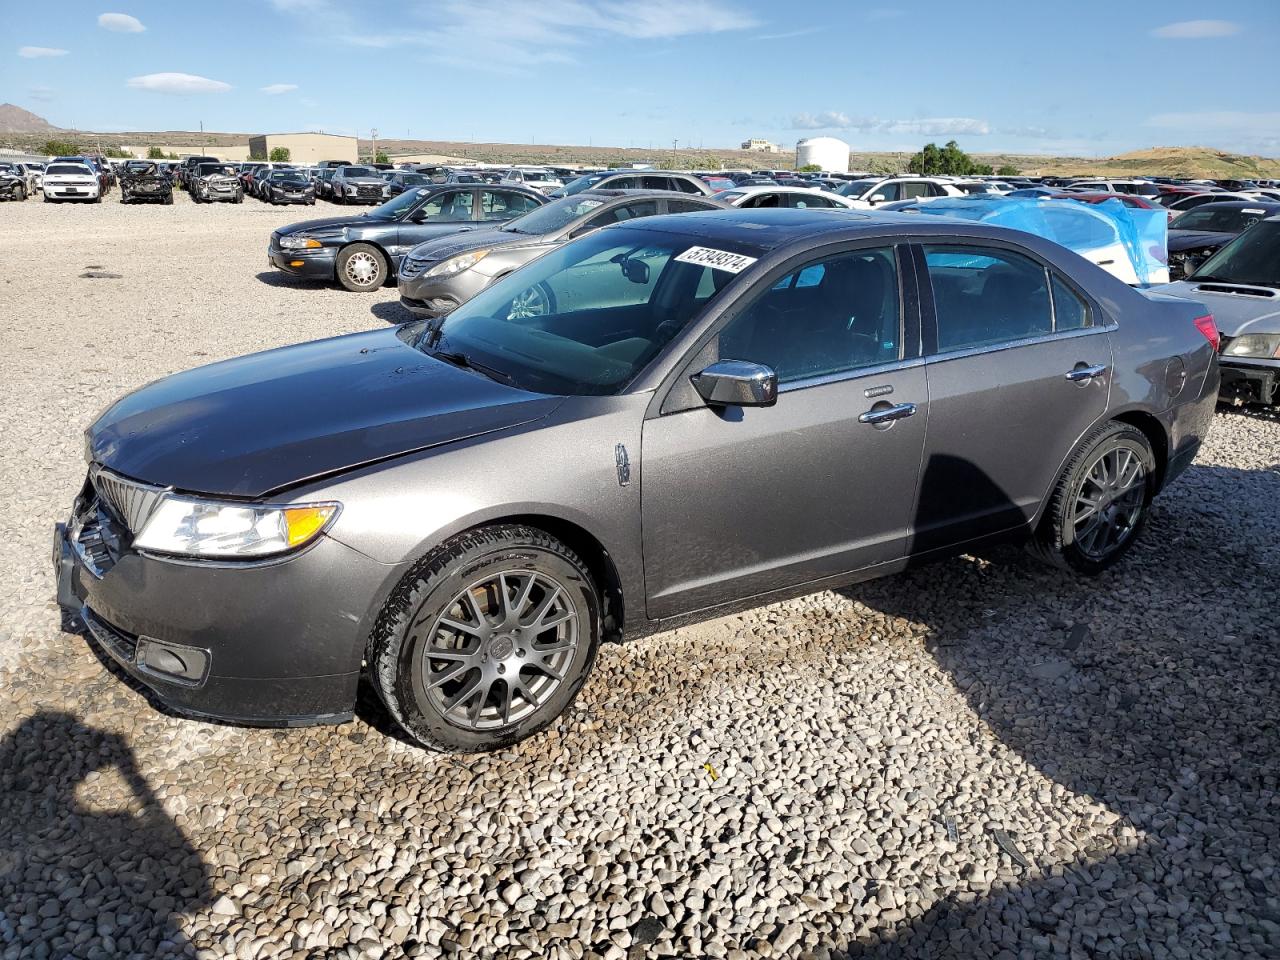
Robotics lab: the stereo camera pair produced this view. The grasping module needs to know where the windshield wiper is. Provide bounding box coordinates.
[429,347,518,387]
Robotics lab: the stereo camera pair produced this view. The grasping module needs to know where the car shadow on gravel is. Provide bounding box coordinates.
[252,270,325,290]
[369,300,418,325]
[831,460,1279,956]
[0,711,213,956]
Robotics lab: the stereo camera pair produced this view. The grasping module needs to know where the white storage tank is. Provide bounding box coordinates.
[795,136,850,173]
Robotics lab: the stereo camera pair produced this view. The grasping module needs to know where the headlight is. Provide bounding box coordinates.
[346,185,357,194]
[1223,334,1280,359]
[280,235,323,250]
[133,497,339,559]
[425,249,490,278]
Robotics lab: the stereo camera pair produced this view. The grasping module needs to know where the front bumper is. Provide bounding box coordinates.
[397,271,490,318]
[53,493,397,726]
[1218,356,1279,406]
[269,190,314,204]
[269,246,337,280]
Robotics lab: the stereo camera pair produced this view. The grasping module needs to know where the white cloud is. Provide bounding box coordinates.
[274,0,757,70]
[127,72,232,94]
[98,12,146,33]
[260,83,299,95]
[18,46,68,58]
[790,112,990,136]
[28,85,56,102]
[1151,19,1240,39]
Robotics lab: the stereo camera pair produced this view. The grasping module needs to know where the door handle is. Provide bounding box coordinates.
[1065,363,1108,382]
[859,402,917,425]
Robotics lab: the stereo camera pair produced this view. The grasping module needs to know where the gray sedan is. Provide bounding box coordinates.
[57,209,1218,752]
[397,190,729,318]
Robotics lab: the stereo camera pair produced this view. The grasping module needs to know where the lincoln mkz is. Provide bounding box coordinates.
[56,209,1219,752]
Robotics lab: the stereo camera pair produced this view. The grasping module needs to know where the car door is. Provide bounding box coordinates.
[911,241,1111,553]
[641,244,929,619]
[395,189,478,250]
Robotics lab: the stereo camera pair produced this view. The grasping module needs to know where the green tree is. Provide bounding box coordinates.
[147,146,166,160]
[43,138,81,157]
[375,149,389,163]
[798,163,822,173]
[268,146,291,162]
[997,163,1020,176]
[249,150,267,161]
[907,140,988,177]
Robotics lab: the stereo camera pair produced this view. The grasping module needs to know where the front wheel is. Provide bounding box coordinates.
[335,242,388,292]
[369,524,601,752]
[1030,421,1156,575]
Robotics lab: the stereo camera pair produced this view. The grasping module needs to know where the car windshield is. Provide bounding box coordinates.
[367,188,429,219]
[562,174,608,195]
[451,174,481,183]
[197,164,232,176]
[341,166,374,177]
[502,196,611,235]
[839,179,880,196]
[401,174,432,185]
[403,226,759,396]
[520,171,553,182]
[1171,207,1274,233]
[270,171,301,180]
[46,164,91,176]
[1190,219,1280,287]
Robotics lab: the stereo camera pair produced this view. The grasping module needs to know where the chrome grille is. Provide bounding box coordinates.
[90,467,168,534]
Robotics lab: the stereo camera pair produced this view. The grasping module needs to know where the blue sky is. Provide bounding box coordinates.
[5,1,1279,156]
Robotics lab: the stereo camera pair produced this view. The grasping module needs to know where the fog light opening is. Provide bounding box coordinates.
[136,637,210,686]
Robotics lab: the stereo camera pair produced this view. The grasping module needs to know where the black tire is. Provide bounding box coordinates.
[335,242,388,292]
[164,193,173,205]
[1030,421,1157,575]
[369,524,601,752]
[92,193,101,204]
[16,185,26,201]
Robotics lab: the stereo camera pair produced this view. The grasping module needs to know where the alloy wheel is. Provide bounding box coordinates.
[1072,444,1147,561]
[508,284,552,319]
[417,570,579,731]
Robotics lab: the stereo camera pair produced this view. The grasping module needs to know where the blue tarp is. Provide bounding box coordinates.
[885,195,1168,285]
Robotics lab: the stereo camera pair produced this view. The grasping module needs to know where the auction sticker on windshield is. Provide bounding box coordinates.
[674,246,758,273]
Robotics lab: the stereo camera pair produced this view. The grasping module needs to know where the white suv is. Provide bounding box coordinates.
[837,176,964,208]
[499,167,564,194]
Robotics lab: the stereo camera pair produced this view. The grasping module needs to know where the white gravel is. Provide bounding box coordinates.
[1,194,1277,959]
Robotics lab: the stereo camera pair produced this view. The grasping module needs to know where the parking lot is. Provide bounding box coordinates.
[1,196,1278,959]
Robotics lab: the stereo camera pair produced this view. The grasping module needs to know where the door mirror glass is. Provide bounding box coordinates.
[692,360,778,407]
[869,194,887,204]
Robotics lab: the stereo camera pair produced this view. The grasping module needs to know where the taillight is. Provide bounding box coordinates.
[1194,314,1220,352]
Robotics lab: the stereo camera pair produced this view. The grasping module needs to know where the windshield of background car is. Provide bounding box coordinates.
[368,187,429,219]
[340,166,374,177]
[839,179,880,196]
[1171,207,1272,233]
[401,174,432,186]
[502,196,611,235]
[521,171,553,182]
[406,226,760,396]
[197,164,231,176]
[270,171,302,181]
[1191,219,1280,287]
[562,174,608,195]
[46,164,92,176]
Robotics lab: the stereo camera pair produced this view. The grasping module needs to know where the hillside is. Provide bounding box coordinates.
[2,121,1277,179]
[0,104,59,134]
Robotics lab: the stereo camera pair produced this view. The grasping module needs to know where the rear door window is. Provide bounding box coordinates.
[923,245,1053,352]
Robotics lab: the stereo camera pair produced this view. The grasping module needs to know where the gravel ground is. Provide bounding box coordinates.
[1,194,1277,960]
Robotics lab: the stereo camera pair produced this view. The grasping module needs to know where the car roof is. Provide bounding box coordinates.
[1183,200,1280,212]
[614,207,1054,253]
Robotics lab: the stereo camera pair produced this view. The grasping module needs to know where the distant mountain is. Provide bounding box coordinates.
[0,104,59,134]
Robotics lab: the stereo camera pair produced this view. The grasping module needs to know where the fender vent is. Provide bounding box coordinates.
[1195,283,1276,298]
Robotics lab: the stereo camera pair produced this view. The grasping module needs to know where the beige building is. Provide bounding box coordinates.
[246,132,358,164]
[741,138,780,153]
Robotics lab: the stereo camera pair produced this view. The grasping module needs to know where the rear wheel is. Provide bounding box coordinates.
[1030,421,1156,575]
[335,243,387,292]
[370,524,601,752]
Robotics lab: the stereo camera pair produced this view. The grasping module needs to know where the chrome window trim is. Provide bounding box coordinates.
[926,322,1117,364]
[778,356,926,395]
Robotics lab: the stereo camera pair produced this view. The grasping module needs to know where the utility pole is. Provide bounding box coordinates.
[371,128,378,163]
[672,139,678,169]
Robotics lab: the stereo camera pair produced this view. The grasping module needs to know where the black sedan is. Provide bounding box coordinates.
[383,171,434,198]
[262,169,316,206]
[268,184,548,291]
[1167,201,1280,279]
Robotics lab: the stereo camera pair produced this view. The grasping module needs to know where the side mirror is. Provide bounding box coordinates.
[409,207,430,223]
[692,360,777,408]
[869,194,887,204]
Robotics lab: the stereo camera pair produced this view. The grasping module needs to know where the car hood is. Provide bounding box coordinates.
[1156,280,1280,336]
[1167,230,1236,251]
[406,228,532,262]
[277,213,393,237]
[339,177,386,187]
[87,326,562,498]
